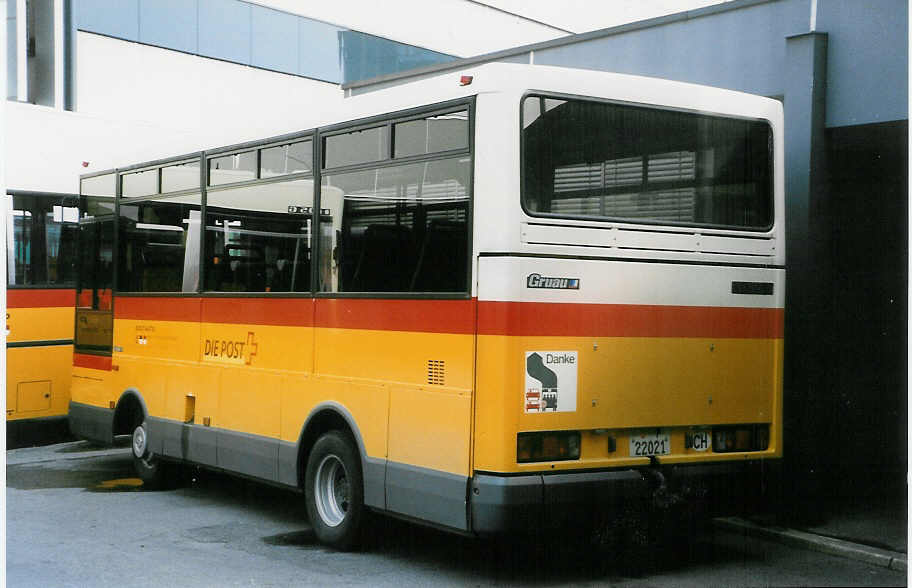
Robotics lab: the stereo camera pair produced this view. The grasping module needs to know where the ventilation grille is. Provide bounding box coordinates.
[427,360,445,385]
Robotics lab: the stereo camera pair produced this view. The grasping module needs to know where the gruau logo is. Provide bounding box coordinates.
[526,273,580,290]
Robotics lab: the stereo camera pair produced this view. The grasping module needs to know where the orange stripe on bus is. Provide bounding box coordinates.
[115,297,201,322]
[477,301,784,339]
[8,288,75,308]
[315,298,476,334]
[73,353,112,371]
[201,298,314,326]
[113,296,473,332]
[107,296,781,338]
[114,296,476,332]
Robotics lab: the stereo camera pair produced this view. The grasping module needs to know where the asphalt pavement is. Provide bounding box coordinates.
[6,441,908,587]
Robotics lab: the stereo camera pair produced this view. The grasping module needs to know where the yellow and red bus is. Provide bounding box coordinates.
[6,191,81,447]
[69,63,784,549]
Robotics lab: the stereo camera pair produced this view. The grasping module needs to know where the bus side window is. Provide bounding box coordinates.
[410,219,467,292]
[203,177,314,293]
[117,198,201,293]
[322,157,470,294]
[7,193,79,288]
[350,224,416,292]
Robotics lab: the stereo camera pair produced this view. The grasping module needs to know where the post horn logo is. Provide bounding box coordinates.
[242,331,259,365]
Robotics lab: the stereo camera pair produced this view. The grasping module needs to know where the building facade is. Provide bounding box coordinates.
[5,0,569,192]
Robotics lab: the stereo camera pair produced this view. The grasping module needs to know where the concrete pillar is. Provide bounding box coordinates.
[782,31,828,510]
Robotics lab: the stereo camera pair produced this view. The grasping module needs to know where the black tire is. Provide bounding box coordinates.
[131,419,168,489]
[304,430,365,551]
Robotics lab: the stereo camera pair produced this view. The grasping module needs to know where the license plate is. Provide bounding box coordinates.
[685,430,710,452]
[629,430,671,457]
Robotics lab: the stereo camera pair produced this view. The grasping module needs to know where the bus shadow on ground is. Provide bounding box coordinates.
[7,453,136,491]
[175,466,310,522]
[351,514,757,581]
[167,467,759,580]
[262,529,317,547]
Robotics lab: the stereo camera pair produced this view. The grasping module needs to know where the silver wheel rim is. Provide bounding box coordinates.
[132,423,147,458]
[314,454,349,527]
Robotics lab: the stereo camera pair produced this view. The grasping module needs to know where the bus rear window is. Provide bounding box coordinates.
[521,96,773,230]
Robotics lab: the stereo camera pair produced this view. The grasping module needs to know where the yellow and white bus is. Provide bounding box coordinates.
[6,191,81,447]
[69,63,784,549]
[6,190,115,448]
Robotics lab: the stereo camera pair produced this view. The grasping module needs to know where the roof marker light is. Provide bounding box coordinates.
[459,75,473,86]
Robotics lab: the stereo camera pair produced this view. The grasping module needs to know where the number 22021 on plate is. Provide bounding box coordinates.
[629,430,671,456]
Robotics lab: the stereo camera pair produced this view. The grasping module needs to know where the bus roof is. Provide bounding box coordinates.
[331,62,781,132]
[82,62,782,179]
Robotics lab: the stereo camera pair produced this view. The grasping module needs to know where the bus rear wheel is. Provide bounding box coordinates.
[304,430,365,551]
[131,420,167,489]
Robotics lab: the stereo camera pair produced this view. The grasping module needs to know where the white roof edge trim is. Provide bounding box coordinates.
[337,63,784,127]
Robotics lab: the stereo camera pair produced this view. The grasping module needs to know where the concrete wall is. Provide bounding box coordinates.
[525,0,907,126]
[817,0,908,126]
[350,0,908,129]
[530,0,807,97]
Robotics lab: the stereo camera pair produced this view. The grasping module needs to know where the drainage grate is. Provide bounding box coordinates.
[427,360,445,385]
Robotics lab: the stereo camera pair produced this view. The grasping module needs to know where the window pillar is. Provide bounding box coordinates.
[53,0,62,109]
[15,0,26,102]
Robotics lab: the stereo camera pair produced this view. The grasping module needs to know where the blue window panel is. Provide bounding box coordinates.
[139,0,198,54]
[340,31,455,85]
[198,0,250,65]
[251,4,297,74]
[7,2,17,99]
[73,0,139,41]
[298,17,342,83]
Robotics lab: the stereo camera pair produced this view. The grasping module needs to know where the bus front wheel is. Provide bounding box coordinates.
[131,420,166,489]
[304,430,365,551]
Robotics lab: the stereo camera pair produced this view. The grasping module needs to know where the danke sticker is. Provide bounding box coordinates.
[524,351,578,413]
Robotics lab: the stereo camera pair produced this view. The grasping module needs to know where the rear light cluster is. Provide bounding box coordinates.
[712,424,770,453]
[515,424,770,463]
[517,431,580,463]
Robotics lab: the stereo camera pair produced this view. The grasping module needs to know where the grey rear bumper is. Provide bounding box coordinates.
[470,459,778,535]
